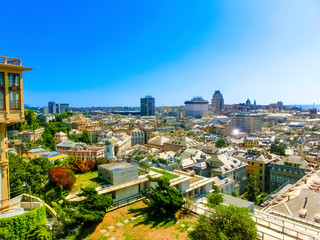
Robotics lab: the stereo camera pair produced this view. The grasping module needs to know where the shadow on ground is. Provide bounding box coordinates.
[128,206,178,229]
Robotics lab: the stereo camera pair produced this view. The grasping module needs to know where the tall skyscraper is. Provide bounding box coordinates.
[48,101,56,114]
[277,101,283,110]
[56,103,61,114]
[211,90,224,113]
[60,103,69,113]
[140,96,155,116]
[184,97,209,118]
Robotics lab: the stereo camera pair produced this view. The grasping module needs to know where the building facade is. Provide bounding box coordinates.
[131,128,145,146]
[211,90,224,113]
[140,96,155,116]
[208,154,248,194]
[230,113,262,133]
[269,156,310,192]
[232,151,274,192]
[48,101,56,114]
[184,97,209,118]
[0,56,32,210]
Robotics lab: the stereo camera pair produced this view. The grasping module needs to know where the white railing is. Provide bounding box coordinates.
[268,209,320,230]
[256,210,320,236]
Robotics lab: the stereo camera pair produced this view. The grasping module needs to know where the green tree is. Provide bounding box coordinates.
[269,141,286,156]
[80,130,92,145]
[9,153,53,198]
[26,224,50,240]
[142,176,184,217]
[215,138,227,148]
[42,122,71,150]
[55,187,113,237]
[68,133,80,142]
[231,191,239,197]
[9,153,27,197]
[244,175,260,204]
[189,205,257,240]
[20,110,40,131]
[206,192,224,208]
[139,161,149,173]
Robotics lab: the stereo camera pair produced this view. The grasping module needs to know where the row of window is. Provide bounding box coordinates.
[0,72,21,110]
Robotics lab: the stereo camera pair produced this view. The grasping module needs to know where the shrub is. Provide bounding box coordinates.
[68,159,90,173]
[49,167,76,190]
[86,160,96,170]
[142,176,184,217]
[189,205,257,240]
[0,205,46,240]
[96,158,107,166]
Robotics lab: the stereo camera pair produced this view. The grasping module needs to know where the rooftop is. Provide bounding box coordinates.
[99,162,136,171]
[0,56,33,71]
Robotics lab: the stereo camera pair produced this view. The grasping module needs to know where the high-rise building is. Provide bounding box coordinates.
[211,90,224,113]
[56,103,61,114]
[230,113,262,133]
[184,97,209,118]
[0,56,32,210]
[277,101,283,110]
[42,107,49,115]
[140,96,155,116]
[48,101,56,114]
[246,98,251,106]
[60,103,69,113]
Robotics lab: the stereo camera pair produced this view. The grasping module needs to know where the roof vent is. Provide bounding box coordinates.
[299,209,307,219]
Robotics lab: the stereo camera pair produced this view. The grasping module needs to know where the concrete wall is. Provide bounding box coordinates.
[115,185,139,202]
[98,164,138,185]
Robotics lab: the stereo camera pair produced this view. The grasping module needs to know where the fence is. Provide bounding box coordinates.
[254,215,318,240]
[256,210,320,236]
[268,208,320,230]
[108,194,145,211]
[257,230,283,240]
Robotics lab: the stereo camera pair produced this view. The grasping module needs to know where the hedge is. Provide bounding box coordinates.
[0,205,46,239]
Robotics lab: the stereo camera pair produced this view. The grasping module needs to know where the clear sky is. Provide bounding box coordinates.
[2,0,320,107]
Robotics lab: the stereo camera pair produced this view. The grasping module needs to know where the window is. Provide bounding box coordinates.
[0,72,4,87]
[8,73,19,88]
[0,73,4,110]
[260,164,262,167]
[8,73,20,110]
[260,176,262,181]
[260,170,262,174]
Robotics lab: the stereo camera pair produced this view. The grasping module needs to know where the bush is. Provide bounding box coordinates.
[86,160,96,170]
[96,158,107,166]
[0,205,46,240]
[142,176,184,217]
[49,167,76,190]
[206,192,224,208]
[189,205,257,240]
[68,159,90,173]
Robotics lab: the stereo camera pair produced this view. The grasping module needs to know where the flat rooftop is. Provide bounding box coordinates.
[99,162,136,171]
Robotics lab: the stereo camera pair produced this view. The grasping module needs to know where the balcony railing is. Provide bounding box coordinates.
[0,56,22,66]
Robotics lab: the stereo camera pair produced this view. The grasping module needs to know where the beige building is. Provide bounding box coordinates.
[0,56,32,211]
[230,113,262,133]
[56,140,105,161]
[18,127,44,142]
[54,131,68,144]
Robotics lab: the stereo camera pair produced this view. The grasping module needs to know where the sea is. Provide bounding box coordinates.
[285,105,320,111]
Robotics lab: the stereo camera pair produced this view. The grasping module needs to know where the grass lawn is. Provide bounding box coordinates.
[150,168,179,181]
[71,171,105,193]
[86,201,197,240]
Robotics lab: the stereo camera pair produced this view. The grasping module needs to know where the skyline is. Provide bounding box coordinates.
[2,1,320,107]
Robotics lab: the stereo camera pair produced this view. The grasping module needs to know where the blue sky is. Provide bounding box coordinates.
[2,0,320,107]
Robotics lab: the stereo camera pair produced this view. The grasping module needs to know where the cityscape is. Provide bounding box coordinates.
[2,1,320,240]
